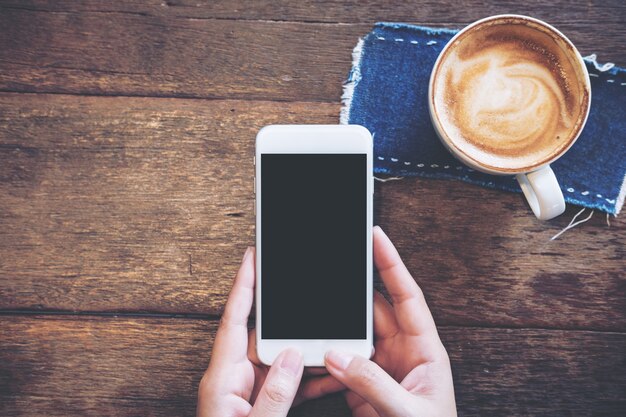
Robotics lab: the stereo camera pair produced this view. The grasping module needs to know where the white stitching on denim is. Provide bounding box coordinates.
[378,42,621,88]
[379,39,624,89]
[377,157,464,170]
[378,155,617,204]
[559,188,614,203]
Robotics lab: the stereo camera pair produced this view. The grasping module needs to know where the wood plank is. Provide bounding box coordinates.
[376,181,626,332]
[0,93,624,331]
[0,4,624,101]
[3,0,624,25]
[0,315,624,416]
[0,93,338,313]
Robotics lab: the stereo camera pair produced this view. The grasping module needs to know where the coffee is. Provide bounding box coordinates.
[431,17,589,172]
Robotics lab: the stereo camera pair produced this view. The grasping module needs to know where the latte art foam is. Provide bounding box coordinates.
[432,20,588,171]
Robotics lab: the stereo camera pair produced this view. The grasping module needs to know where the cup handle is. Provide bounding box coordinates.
[515,165,566,220]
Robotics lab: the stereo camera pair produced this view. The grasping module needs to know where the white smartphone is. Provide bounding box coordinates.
[255,124,373,366]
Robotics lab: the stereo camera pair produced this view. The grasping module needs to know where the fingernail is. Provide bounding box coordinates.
[242,247,252,262]
[325,350,353,371]
[280,348,303,376]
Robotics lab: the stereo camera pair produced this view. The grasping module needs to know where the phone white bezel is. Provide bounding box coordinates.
[255,124,374,367]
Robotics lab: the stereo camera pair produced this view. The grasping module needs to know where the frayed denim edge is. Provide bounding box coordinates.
[615,172,626,215]
[339,38,365,125]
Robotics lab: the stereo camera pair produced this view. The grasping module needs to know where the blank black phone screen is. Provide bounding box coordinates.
[261,154,366,339]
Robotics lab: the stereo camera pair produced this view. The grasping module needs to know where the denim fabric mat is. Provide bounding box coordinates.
[340,22,626,215]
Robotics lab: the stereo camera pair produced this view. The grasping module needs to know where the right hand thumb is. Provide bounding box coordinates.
[250,348,304,417]
[325,350,410,417]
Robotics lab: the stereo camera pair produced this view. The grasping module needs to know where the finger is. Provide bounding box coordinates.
[294,374,345,405]
[345,391,378,417]
[250,348,304,417]
[248,329,328,378]
[325,350,411,417]
[250,364,269,404]
[248,327,262,365]
[373,291,398,339]
[223,247,256,326]
[248,328,328,375]
[212,247,256,364]
[373,226,437,336]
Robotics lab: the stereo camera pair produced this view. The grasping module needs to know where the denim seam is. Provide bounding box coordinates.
[370,37,621,85]
[376,155,618,206]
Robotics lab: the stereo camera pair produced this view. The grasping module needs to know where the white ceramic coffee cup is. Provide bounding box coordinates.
[428,15,591,220]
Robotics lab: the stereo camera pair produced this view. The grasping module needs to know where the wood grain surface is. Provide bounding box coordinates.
[0,1,624,416]
[1,315,624,416]
[0,1,624,101]
[0,93,623,331]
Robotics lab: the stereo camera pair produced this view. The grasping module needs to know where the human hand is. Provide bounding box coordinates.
[324,226,457,417]
[197,247,343,417]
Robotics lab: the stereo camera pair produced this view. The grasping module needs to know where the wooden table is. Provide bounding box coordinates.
[0,1,624,416]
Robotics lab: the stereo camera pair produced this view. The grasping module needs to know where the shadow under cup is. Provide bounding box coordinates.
[428,15,591,220]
